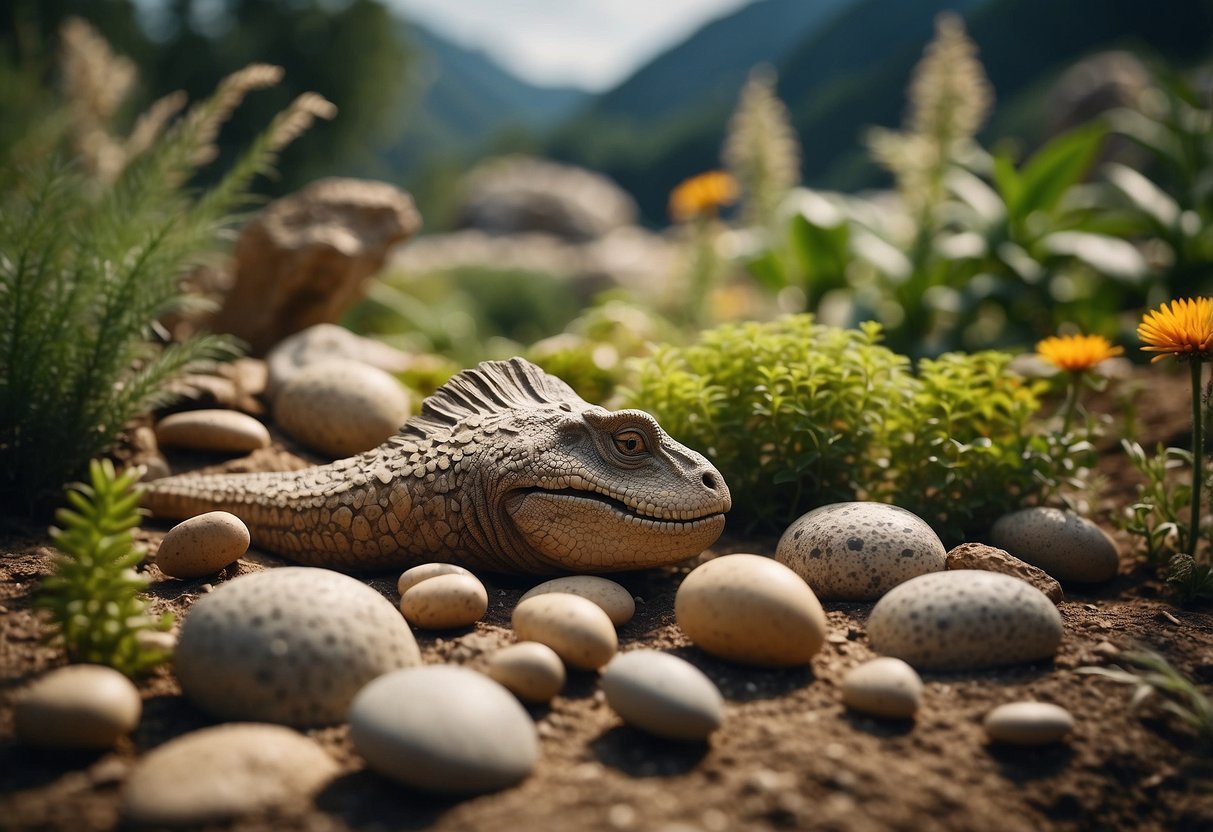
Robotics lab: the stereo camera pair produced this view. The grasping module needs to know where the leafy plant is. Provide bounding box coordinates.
[623,314,1072,540]
[34,459,171,677]
[1119,440,1191,563]
[1079,649,1213,749]
[1166,554,1213,606]
[0,21,335,512]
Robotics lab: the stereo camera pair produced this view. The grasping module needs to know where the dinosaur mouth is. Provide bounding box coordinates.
[508,487,726,529]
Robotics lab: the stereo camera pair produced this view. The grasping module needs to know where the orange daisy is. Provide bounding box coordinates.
[1138,298,1213,363]
[1036,334,1123,373]
[669,171,738,222]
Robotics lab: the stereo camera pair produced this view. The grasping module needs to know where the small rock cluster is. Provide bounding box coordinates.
[15,496,1117,821]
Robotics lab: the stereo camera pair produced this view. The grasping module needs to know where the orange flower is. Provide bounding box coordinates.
[1138,298,1213,363]
[1035,333,1123,372]
[669,171,738,222]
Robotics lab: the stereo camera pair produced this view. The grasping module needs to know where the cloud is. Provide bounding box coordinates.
[385,0,753,90]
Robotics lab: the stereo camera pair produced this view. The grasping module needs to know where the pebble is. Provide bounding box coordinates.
[520,576,635,626]
[349,665,539,793]
[867,570,1063,670]
[840,657,923,719]
[13,665,141,749]
[397,562,475,595]
[512,593,618,670]
[984,701,1075,745]
[154,409,270,454]
[265,323,415,402]
[155,511,250,579]
[273,359,410,457]
[121,723,339,826]
[990,507,1119,583]
[399,573,488,629]
[483,641,567,702]
[174,567,421,726]
[776,502,946,600]
[675,553,828,667]
[600,650,724,741]
[945,542,1063,603]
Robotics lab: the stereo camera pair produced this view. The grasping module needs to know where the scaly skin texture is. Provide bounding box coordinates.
[142,358,731,573]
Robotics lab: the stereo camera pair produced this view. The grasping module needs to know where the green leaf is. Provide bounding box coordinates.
[1014,122,1106,219]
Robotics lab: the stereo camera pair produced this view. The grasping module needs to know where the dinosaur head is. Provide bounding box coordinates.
[412,358,730,572]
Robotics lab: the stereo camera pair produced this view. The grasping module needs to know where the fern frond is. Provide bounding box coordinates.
[34,459,172,677]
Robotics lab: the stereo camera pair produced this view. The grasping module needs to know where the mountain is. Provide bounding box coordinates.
[545,0,1213,224]
[546,0,859,182]
[382,22,589,183]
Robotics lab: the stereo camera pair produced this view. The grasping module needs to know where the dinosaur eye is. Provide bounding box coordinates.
[613,429,648,456]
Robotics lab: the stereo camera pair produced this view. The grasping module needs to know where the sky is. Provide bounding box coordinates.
[383,0,755,91]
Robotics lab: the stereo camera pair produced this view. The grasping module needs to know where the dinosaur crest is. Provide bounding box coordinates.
[407,358,584,436]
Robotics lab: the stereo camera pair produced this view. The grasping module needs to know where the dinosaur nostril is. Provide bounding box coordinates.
[702,472,717,490]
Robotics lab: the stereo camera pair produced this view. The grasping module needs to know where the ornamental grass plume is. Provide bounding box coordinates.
[866,13,992,224]
[1137,298,1213,559]
[723,68,801,230]
[1036,333,1123,434]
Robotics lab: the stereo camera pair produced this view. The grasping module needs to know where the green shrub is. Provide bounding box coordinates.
[0,30,335,512]
[624,315,1061,542]
[34,459,171,677]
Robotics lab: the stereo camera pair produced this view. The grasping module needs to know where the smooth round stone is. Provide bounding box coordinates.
[265,323,414,402]
[600,650,724,741]
[156,511,250,579]
[483,642,566,703]
[867,570,1063,671]
[175,567,421,726]
[520,576,635,626]
[397,562,475,596]
[349,665,539,794]
[841,657,923,719]
[776,502,946,600]
[675,554,828,668]
[155,409,270,454]
[121,723,339,826]
[14,665,141,749]
[511,594,618,670]
[990,507,1119,583]
[984,701,1075,745]
[400,573,488,629]
[273,359,410,457]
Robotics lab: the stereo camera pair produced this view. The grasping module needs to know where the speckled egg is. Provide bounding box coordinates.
[776,502,946,600]
[483,642,566,703]
[399,573,488,630]
[14,665,141,749]
[511,593,617,670]
[600,650,724,741]
[674,554,828,668]
[121,723,340,826]
[397,562,475,596]
[273,359,410,457]
[984,701,1075,745]
[867,570,1063,671]
[156,511,250,579]
[175,567,421,726]
[519,576,635,626]
[990,507,1119,583]
[155,409,270,454]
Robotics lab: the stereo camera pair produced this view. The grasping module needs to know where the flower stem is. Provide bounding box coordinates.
[1060,371,1081,436]
[1190,359,1204,559]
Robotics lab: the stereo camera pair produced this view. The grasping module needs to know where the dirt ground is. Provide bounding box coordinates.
[2,366,1212,832]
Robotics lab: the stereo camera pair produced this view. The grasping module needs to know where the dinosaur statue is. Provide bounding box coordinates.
[142,358,730,573]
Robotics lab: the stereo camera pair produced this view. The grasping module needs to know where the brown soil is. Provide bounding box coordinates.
[2,367,1212,832]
